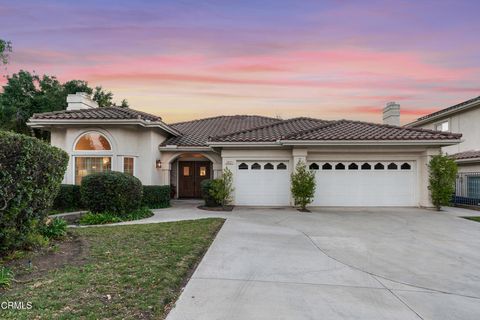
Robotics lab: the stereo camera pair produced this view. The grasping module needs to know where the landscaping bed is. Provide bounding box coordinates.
[1,218,224,319]
[464,216,480,223]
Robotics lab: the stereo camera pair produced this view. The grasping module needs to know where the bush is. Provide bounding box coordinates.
[79,207,153,225]
[52,184,83,211]
[81,171,143,215]
[0,131,68,254]
[428,154,458,211]
[41,217,67,240]
[142,185,170,209]
[291,161,316,210]
[201,179,218,207]
[210,168,234,207]
[0,266,14,288]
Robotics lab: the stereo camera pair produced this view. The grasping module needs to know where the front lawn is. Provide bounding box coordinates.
[1,218,224,319]
[464,216,480,223]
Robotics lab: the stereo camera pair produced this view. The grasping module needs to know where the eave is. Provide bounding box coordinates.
[406,99,480,127]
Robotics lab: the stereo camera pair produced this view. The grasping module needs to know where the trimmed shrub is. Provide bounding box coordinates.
[79,207,153,225]
[142,185,171,209]
[428,154,458,211]
[291,160,316,210]
[52,184,83,211]
[201,179,218,207]
[0,131,68,254]
[81,171,143,215]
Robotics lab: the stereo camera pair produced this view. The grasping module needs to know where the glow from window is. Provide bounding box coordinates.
[75,132,111,150]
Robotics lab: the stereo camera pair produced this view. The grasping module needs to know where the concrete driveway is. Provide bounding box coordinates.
[159,204,480,320]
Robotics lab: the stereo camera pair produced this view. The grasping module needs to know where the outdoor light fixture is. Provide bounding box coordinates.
[156,160,162,168]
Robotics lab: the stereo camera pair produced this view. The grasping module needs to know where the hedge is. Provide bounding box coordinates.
[0,131,69,254]
[142,185,171,209]
[52,184,83,211]
[81,171,143,215]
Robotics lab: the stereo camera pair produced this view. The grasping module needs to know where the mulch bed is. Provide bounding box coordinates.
[198,205,234,212]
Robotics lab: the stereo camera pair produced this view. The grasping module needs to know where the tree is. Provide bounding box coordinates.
[0,39,12,65]
[291,160,316,211]
[117,99,129,108]
[428,154,458,211]
[93,86,114,108]
[210,168,234,208]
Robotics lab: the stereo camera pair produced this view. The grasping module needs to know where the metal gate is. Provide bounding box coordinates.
[453,172,480,207]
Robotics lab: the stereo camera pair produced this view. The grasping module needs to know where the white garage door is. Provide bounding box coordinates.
[310,161,417,206]
[235,161,291,206]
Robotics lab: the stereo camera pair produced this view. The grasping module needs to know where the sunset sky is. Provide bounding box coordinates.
[1,0,479,124]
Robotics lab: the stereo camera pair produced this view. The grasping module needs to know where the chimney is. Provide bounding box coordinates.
[66,92,98,110]
[383,101,400,126]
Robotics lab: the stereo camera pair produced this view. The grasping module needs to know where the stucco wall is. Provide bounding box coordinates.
[49,125,167,185]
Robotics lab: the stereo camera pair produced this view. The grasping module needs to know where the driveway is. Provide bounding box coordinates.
[155,204,480,320]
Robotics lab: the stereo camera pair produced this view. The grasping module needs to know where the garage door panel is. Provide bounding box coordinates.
[311,161,416,207]
[235,161,290,206]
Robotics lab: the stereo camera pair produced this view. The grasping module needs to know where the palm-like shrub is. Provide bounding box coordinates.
[428,154,457,211]
[291,161,316,211]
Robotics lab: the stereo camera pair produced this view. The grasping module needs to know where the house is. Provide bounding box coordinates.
[28,93,462,207]
[407,96,480,172]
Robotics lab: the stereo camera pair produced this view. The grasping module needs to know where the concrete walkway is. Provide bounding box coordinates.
[143,202,480,320]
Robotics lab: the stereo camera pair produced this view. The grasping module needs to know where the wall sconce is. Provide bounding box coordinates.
[156,160,162,168]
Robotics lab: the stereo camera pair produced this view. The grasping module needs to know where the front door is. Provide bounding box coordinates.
[178,161,211,198]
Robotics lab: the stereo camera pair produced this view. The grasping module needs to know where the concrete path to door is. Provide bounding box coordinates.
[123,202,480,319]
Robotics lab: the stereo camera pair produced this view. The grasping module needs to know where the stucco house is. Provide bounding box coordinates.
[28,93,462,208]
[407,96,480,172]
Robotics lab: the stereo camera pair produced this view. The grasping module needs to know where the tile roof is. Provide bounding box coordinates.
[210,119,462,143]
[163,115,280,146]
[285,120,462,141]
[451,150,480,161]
[415,96,480,122]
[210,117,330,142]
[31,107,162,122]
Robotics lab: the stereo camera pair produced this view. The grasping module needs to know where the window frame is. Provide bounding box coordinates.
[73,156,112,185]
[434,120,449,132]
[123,156,136,176]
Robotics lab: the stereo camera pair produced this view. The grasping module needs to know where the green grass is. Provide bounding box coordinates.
[79,207,154,225]
[464,216,480,222]
[1,218,224,319]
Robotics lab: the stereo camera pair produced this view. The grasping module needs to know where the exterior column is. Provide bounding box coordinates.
[213,163,223,179]
[418,147,441,208]
[160,162,171,186]
[292,148,308,167]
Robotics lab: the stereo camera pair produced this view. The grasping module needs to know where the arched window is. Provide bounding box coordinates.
[309,163,319,170]
[387,163,398,170]
[264,163,274,170]
[251,163,261,170]
[322,163,332,170]
[401,163,411,170]
[75,132,111,150]
[335,163,345,170]
[348,163,358,170]
[361,163,371,170]
[238,163,248,170]
[277,163,287,170]
[374,163,384,170]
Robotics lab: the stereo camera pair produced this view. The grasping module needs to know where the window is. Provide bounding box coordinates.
[277,163,287,170]
[75,157,111,185]
[348,163,358,170]
[335,163,345,170]
[124,157,134,175]
[435,121,449,132]
[361,163,371,170]
[199,166,207,176]
[75,132,111,150]
[401,163,411,170]
[183,166,190,176]
[374,163,384,170]
[309,163,319,170]
[251,163,261,170]
[264,163,274,170]
[322,163,332,170]
[239,163,248,170]
[387,163,398,170]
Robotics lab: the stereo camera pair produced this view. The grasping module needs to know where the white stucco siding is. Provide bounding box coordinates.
[49,125,168,185]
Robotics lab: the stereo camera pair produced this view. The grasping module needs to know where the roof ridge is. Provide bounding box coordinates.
[340,119,462,138]
[170,114,278,126]
[281,120,341,139]
[208,117,318,141]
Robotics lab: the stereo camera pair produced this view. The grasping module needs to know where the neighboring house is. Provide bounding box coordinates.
[407,96,480,172]
[407,96,480,205]
[28,93,462,208]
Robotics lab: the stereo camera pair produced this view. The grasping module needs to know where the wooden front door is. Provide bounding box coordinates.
[178,161,211,198]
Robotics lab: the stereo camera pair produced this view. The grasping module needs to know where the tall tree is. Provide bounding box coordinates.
[0,39,12,65]
[93,86,114,108]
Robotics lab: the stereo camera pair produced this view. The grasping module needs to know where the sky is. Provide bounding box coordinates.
[1,0,479,124]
